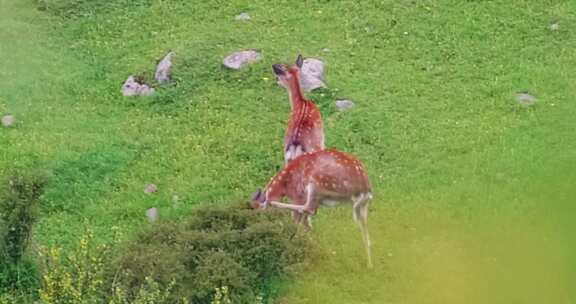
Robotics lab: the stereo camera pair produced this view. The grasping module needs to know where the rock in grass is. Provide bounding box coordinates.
[235,12,251,21]
[121,76,141,96]
[335,99,355,111]
[146,207,158,222]
[1,114,16,127]
[121,76,155,97]
[138,84,155,96]
[300,58,326,92]
[144,183,158,194]
[223,50,262,70]
[155,51,174,84]
[516,92,537,106]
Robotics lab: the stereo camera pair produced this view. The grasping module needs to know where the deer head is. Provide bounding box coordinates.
[250,188,266,209]
[272,54,304,89]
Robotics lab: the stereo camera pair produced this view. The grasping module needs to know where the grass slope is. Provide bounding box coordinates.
[1,0,575,302]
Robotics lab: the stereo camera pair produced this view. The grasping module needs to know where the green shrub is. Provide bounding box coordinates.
[192,251,255,302]
[38,232,110,304]
[0,174,46,263]
[115,205,310,303]
[109,277,182,304]
[0,293,16,304]
[36,204,308,303]
[38,230,186,304]
[0,261,38,300]
[210,286,232,304]
[0,173,46,293]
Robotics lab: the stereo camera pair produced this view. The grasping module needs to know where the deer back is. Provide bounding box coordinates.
[285,99,324,154]
[267,150,370,204]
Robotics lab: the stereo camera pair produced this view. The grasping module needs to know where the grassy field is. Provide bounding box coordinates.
[1,0,575,303]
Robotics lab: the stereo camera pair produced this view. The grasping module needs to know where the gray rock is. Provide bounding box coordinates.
[146,207,158,222]
[335,99,355,111]
[300,58,327,92]
[321,48,331,53]
[155,51,174,84]
[516,92,537,106]
[121,76,155,97]
[138,84,155,96]
[223,50,262,70]
[121,76,140,96]
[1,115,16,127]
[235,12,251,21]
[144,183,158,194]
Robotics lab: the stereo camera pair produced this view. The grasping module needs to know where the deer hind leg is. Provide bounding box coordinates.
[353,193,373,268]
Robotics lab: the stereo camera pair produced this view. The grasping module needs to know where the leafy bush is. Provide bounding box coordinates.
[0,293,17,304]
[0,174,46,263]
[38,230,187,304]
[115,204,310,303]
[109,277,182,304]
[210,287,233,304]
[38,232,110,304]
[0,173,46,293]
[36,204,309,303]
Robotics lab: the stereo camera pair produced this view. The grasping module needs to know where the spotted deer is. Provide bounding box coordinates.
[251,149,374,267]
[273,55,325,163]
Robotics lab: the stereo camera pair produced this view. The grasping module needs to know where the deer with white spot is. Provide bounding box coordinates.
[251,149,374,267]
[273,55,325,163]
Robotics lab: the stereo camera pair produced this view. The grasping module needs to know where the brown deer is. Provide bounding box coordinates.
[273,55,325,163]
[251,149,374,267]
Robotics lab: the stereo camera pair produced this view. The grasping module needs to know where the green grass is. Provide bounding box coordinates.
[1,0,575,302]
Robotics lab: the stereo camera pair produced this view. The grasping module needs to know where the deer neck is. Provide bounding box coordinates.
[286,74,306,110]
[264,169,291,202]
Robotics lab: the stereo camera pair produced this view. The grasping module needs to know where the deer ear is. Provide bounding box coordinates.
[251,188,262,201]
[296,54,304,68]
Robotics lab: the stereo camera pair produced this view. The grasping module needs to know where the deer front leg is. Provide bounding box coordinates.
[302,183,319,215]
[269,183,318,215]
[269,201,306,213]
[293,211,304,224]
[292,211,312,230]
